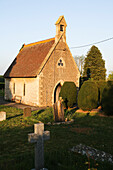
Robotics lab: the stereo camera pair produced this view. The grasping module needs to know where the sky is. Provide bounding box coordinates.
[0,0,113,76]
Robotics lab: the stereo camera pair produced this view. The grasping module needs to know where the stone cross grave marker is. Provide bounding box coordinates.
[23,107,31,117]
[0,111,6,121]
[28,123,50,170]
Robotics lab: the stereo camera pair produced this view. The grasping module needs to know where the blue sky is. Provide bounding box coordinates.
[0,0,113,76]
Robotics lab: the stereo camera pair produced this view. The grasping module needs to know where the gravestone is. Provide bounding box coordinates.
[28,123,50,170]
[23,107,31,117]
[53,98,64,122]
[0,112,6,121]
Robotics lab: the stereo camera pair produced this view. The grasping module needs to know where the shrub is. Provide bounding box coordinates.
[0,82,5,90]
[0,75,4,83]
[96,80,107,105]
[102,81,113,115]
[59,82,77,108]
[78,80,98,111]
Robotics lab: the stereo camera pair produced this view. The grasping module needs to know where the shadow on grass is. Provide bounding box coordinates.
[7,113,23,120]
[34,109,45,116]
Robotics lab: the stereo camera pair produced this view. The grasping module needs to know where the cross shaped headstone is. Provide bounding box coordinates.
[28,123,50,170]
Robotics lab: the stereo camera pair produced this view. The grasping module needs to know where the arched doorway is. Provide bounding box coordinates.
[54,83,61,103]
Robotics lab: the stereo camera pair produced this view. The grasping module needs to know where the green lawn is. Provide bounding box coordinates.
[0,106,113,170]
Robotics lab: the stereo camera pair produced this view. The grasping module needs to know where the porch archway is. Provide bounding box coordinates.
[54,83,61,103]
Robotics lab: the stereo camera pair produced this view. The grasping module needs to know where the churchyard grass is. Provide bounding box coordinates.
[0,105,113,169]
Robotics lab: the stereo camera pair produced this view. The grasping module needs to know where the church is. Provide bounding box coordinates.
[4,16,80,106]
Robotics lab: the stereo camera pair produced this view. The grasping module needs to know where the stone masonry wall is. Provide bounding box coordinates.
[39,39,80,106]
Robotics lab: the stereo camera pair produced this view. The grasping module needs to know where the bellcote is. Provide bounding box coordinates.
[55,16,67,43]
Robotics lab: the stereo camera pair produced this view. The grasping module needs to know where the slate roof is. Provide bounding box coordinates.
[4,38,55,78]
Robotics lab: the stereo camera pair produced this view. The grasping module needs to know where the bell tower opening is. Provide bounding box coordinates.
[60,24,64,32]
[55,15,67,43]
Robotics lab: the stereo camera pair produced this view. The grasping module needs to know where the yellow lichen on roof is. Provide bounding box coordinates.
[55,15,64,25]
[24,37,55,48]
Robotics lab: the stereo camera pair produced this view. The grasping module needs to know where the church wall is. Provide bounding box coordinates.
[5,77,39,106]
[39,39,80,106]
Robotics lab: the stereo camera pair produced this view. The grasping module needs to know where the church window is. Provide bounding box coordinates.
[60,25,64,32]
[57,58,64,67]
[13,83,15,94]
[23,83,26,96]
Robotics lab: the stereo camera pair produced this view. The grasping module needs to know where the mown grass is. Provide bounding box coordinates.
[0,105,113,170]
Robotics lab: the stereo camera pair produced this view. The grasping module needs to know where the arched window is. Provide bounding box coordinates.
[23,83,25,96]
[13,83,15,94]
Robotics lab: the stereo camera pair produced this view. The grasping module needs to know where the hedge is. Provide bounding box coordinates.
[59,82,77,108]
[78,80,98,111]
[96,80,107,105]
[0,76,4,83]
[102,81,113,115]
[0,83,5,90]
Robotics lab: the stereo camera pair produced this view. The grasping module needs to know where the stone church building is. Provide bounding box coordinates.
[4,16,80,106]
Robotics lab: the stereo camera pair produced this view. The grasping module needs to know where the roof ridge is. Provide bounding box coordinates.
[55,15,64,25]
[24,37,55,48]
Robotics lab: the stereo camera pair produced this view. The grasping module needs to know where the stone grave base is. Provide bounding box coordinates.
[70,143,113,163]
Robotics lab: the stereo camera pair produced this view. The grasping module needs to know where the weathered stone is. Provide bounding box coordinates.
[70,144,113,164]
[53,99,64,122]
[28,123,50,170]
[23,107,31,117]
[0,112,6,121]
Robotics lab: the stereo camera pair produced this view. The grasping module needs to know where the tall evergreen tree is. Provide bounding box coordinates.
[83,45,106,80]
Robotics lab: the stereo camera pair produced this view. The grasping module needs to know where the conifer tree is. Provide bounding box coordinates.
[83,45,106,80]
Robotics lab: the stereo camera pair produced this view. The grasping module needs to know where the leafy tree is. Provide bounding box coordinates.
[74,55,85,75]
[83,45,106,80]
[108,71,113,80]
